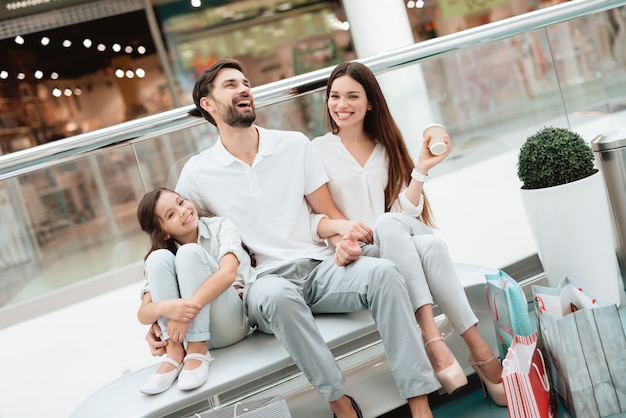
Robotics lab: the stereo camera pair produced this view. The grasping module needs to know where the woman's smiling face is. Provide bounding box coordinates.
[327,75,371,130]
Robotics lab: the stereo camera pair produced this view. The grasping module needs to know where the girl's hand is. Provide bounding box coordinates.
[168,319,191,343]
[146,323,167,357]
[416,132,452,174]
[161,299,202,322]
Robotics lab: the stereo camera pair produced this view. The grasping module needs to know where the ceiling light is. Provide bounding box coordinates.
[277,2,292,11]
[135,68,145,78]
[83,39,92,48]
[64,88,72,96]
[51,72,59,80]
[407,1,415,8]
[97,43,106,51]
[34,70,44,79]
[52,88,62,97]
[63,39,72,47]
[125,70,134,78]
[115,69,124,78]
[137,46,146,54]
[416,0,424,7]
[41,36,50,46]
[125,46,133,54]
[191,0,201,7]
[17,72,25,80]
[0,71,8,79]
[74,88,82,96]
[15,35,24,45]
[112,43,121,52]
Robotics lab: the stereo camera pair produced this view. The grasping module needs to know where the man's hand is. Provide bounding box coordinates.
[334,232,362,266]
[146,322,167,356]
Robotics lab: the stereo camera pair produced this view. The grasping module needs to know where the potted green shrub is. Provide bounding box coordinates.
[518,127,596,189]
[517,126,621,305]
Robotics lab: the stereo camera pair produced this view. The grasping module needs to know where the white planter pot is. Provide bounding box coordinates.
[520,171,621,306]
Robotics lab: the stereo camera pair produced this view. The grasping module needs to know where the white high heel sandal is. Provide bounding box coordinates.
[424,335,468,394]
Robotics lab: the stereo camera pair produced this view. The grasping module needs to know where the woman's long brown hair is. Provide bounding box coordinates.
[137,188,179,260]
[325,61,434,226]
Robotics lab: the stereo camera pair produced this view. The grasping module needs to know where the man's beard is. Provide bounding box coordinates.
[222,103,256,128]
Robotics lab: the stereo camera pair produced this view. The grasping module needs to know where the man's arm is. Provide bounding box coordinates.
[306,184,374,245]
[306,184,369,266]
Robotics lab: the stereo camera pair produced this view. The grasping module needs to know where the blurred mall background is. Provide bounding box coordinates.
[1,0,575,153]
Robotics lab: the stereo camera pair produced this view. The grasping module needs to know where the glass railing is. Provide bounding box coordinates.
[1,0,625,327]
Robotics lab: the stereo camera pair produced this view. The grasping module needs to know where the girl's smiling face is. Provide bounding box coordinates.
[154,190,199,244]
[327,75,372,130]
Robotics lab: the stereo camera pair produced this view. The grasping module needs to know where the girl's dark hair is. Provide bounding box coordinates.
[325,61,434,226]
[191,58,246,125]
[137,188,179,260]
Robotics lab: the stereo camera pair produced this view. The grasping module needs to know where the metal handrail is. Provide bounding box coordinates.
[1,0,623,179]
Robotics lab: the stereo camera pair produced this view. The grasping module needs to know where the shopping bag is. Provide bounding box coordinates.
[533,276,626,418]
[502,332,556,418]
[192,396,292,418]
[485,270,536,359]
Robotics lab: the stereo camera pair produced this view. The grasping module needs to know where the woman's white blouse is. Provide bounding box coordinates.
[311,132,423,228]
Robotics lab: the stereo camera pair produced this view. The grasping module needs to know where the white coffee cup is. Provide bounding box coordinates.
[423,123,447,156]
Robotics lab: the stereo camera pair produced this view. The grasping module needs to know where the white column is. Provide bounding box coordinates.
[341,0,435,159]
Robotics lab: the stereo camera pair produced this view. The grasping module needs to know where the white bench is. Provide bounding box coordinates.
[70,263,497,418]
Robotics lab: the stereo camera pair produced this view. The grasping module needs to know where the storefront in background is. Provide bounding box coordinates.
[0,0,566,155]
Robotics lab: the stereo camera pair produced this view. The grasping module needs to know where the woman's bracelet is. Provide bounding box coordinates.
[411,168,429,183]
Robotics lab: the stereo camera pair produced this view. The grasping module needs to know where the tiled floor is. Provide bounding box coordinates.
[382,375,556,418]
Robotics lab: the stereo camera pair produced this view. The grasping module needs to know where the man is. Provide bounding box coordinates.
[148,59,438,418]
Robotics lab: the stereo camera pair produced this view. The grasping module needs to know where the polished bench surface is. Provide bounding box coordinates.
[70,263,496,418]
[70,310,378,418]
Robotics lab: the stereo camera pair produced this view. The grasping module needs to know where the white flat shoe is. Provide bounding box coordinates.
[140,357,182,395]
[177,352,214,391]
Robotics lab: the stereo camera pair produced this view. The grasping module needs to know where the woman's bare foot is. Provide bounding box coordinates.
[423,336,456,372]
[407,394,433,418]
[330,395,359,418]
[470,351,502,384]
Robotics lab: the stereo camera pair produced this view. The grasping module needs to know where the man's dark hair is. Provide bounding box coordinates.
[190,58,246,126]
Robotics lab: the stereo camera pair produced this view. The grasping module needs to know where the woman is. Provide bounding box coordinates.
[136,188,255,394]
[312,61,505,406]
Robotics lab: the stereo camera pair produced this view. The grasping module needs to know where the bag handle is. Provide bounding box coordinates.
[485,276,514,322]
[530,348,550,392]
[504,346,521,369]
[486,286,499,321]
[534,296,546,313]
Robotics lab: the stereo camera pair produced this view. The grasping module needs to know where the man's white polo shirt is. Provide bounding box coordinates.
[177,126,334,273]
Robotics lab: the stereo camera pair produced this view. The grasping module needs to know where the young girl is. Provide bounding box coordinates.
[136,188,255,394]
[312,61,505,406]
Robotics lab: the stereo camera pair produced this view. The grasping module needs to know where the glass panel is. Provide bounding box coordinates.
[356,32,566,269]
[547,7,626,134]
[256,92,328,138]
[132,123,218,190]
[0,146,150,308]
[3,5,626,310]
